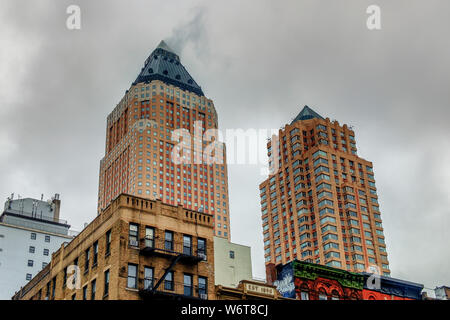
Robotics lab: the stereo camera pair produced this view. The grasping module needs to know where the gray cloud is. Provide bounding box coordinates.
[0,0,449,290]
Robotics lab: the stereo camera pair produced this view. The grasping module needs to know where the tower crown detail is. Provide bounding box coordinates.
[291,105,324,124]
[133,40,204,96]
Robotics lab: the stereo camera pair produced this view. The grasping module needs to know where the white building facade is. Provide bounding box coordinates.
[214,236,253,288]
[0,195,74,299]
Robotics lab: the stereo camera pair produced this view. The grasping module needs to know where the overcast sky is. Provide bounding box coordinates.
[0,0,449,290]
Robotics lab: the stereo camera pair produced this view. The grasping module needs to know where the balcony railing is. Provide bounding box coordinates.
[139,277,208,300]
[139,237,206,264]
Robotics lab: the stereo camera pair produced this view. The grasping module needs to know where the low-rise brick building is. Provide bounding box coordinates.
[12,194,215,300]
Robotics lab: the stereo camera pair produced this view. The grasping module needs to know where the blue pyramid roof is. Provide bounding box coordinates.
[291,105,324,124]
[133,40,204,96]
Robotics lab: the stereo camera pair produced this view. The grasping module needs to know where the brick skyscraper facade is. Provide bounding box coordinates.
[259,106,390,276]
[98,41,230,239]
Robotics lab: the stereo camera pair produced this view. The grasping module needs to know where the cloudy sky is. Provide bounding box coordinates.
[0,0,449,290]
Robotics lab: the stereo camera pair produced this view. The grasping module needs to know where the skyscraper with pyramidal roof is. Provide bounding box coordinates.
[98,41,230,239]
[259,106,390,275]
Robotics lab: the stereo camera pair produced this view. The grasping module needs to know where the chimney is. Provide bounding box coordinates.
[265,263,277,286]
[52,193,61,221]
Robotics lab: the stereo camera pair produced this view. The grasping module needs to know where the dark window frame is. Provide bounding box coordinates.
[127,264,138,289]
[164,271,174,291]
[93,241,98,266]
[165,231,174,251]
[91,279,96,300]
[104,269,110,297]
[84,248,90,273]
[105,230,112,256]
[144,266,154,290]
[129,223,139,246]
[183,273,193,296]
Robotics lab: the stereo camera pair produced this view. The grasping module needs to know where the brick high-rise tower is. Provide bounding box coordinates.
[98,41,230,239]
[260,106,390,276]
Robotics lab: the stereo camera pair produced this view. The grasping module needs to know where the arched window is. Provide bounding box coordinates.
[331,290,340,300]
[318,288,327,300]
[299,284,309,300]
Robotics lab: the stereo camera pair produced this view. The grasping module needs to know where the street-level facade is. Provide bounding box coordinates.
[12,194,215,300]
[216,280,290,300]
[362,272,423,300]
[267,260,364,300]
[98,40,230,240]
[260,106,390,275]
[267,260,423,300]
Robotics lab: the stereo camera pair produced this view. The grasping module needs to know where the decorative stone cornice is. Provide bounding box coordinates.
[293,260,365,290]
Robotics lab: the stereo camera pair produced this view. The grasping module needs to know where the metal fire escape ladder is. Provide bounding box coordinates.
[150,254,183,293]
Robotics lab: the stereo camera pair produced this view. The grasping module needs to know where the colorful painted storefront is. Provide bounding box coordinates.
[268,260,423,300]
[270,260,365,300]
[362,272,423,300]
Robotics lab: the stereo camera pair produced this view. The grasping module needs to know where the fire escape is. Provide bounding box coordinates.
[138,236,207,300]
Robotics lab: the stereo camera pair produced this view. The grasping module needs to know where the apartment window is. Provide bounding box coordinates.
[82,285,88,300]
[229,251,235,259]
[104,270,110,297]
[165,231,174,251]
[29,246,35,254]
[63,267,67,288]
[46,282,50,299]
[93,241,98,266]
[105,230,111,256]
[127,264,137,289]
[183,235,192,255]
[164,271,174,291]
[91,279,96,300]
[43,249,49,256]
[42,262,48,269]
[45,235,50,243]
[144,267,154,290]
[198,276,207,299]
[129,223,139,246]
[145,227,154,248]
[318,290,327,300]
[31,233,36,240]
[183,274,193,296]
[84,248,90,272]
[197,238,206,260]
[300,291,309,300]
[48,277,55,300]
[27,260,34,267]
[26,273,32,281]
[331,290,340,300]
